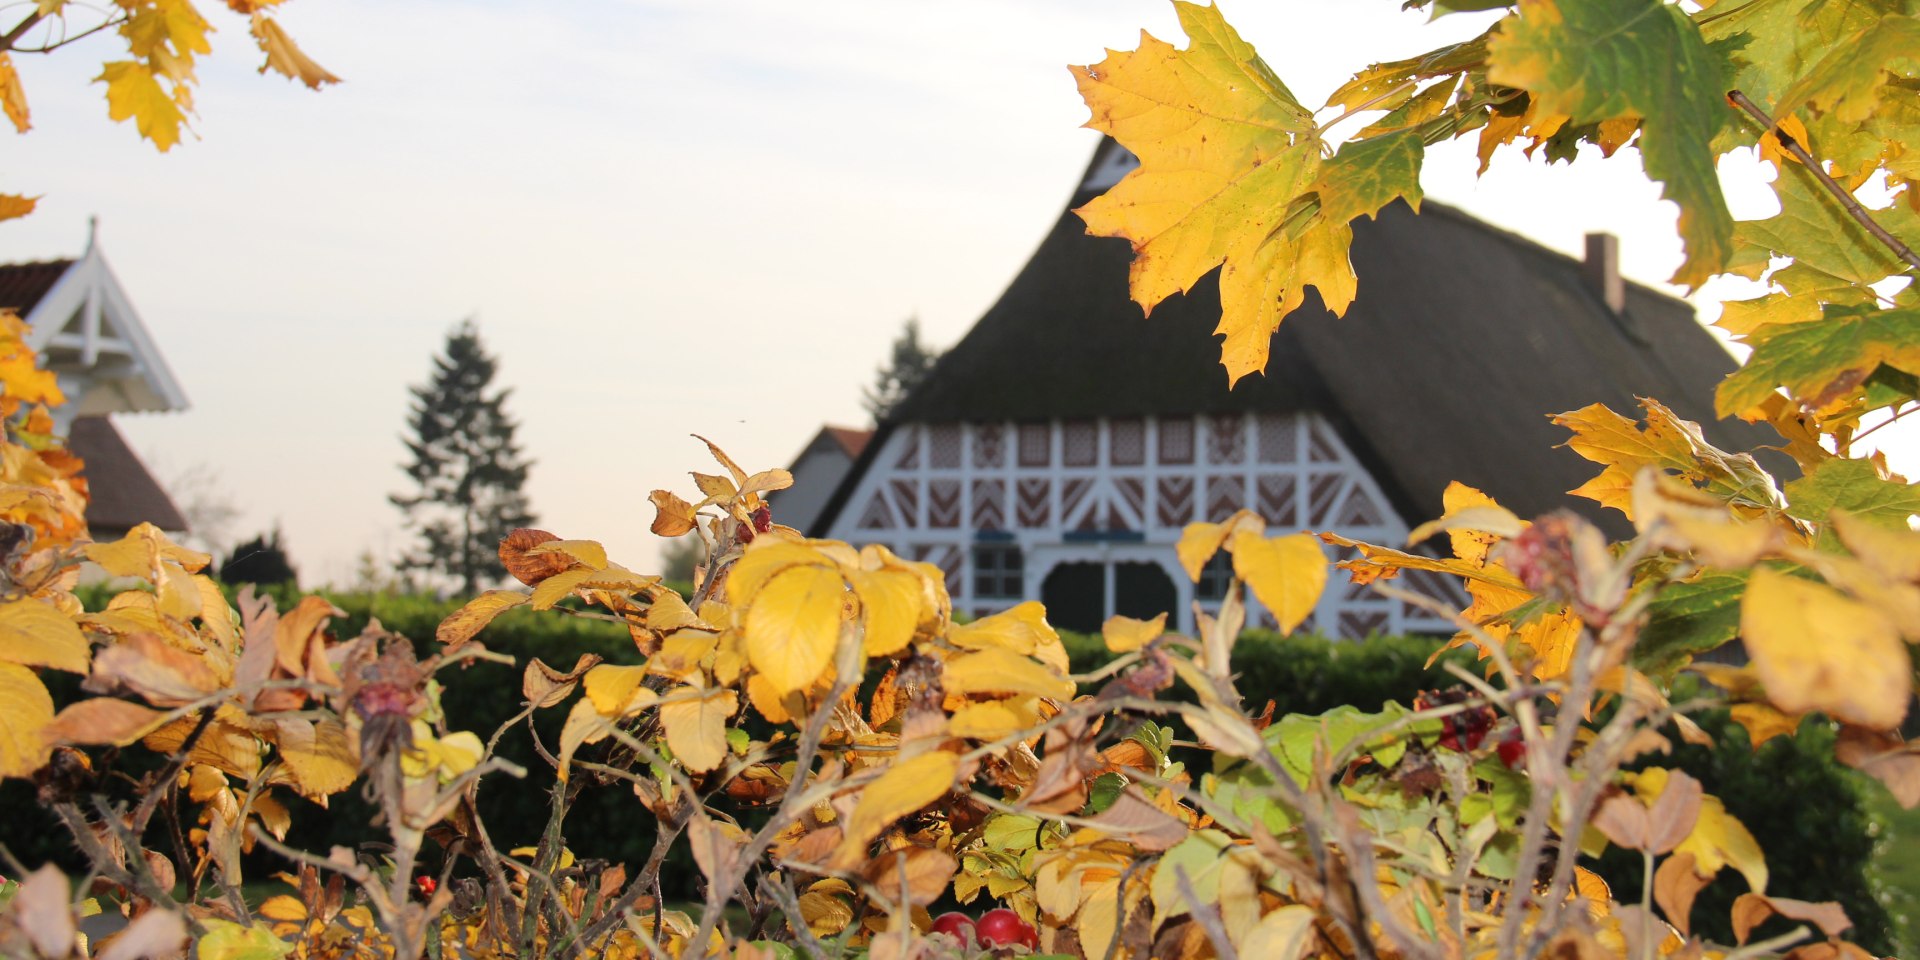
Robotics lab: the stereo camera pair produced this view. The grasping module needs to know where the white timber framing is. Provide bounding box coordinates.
[822,412,1461,638]
[22,238,188,430]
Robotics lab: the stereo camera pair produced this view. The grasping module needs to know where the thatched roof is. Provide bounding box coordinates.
[816,140,1785,536]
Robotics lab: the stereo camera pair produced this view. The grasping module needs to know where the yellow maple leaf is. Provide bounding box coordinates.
[96,61,188,151]
[1072,2,1362,384]
[249,13,339,90]
[0,53,28,133]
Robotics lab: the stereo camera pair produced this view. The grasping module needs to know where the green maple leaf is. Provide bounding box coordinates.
[1735,161,1920,286]
[1310,129,1427,224]
[1718,305,1920,416]
[1487,0,1733,288]
[1785,457,1920,535]
[1775,14,1920,124]
[1697,0,1911,114]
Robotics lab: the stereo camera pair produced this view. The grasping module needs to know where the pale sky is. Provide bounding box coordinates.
[0,0,1902,586]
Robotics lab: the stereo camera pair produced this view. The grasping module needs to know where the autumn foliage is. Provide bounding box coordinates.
[3,0,1920,958]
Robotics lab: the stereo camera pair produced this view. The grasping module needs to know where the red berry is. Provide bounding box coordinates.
[929,911,975,944]
[976,907,1038,948]
[751,505,773,533]
[1496,730,1527,769]
[415,875,437,896]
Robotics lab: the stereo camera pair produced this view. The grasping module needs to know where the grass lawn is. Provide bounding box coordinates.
[1869,792,1920,960]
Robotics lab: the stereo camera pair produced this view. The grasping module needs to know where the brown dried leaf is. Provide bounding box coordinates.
[522,654,601,709]
[1593,789,1652,851]
[1835,725,1920,808]
[1647,769,1704,854]
[43,697,168,746]
[1088,785,1189,852]
[1655,851,1711,936]
[861,846,957,907]
[94,905,189,960]
[1732,893,1852,945]
[86,632,220,707]
[648,491,698,538]
[499,528,569,586]
[14,865,75,958]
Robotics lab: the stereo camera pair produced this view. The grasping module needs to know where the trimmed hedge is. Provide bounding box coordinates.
[0,592,1894,950]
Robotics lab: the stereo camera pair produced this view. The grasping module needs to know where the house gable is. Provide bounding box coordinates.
[11,241,188,424]
[821,413,1462,637]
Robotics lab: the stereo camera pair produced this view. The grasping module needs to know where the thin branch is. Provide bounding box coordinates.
[1728,89,1920,274]
[0,9,44,52]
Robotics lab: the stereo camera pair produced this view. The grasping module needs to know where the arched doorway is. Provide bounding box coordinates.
[1113,561,1176,622]
[1041,562,1104,634]
[1038,559,1180,634]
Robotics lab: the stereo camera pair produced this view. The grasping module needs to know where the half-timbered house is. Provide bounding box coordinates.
[806,140,1776,637]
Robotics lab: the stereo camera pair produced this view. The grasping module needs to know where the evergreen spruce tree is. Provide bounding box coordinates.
[861,316,942,423]
[390,320,536,594]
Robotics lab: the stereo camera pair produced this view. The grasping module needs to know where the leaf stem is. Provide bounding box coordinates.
[1727,90,1920,274]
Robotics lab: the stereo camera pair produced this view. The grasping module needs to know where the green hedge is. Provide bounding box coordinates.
[0,592,1894,950]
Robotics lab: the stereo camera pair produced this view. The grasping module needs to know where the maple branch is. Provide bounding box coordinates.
[0,9,44,53]
[1727,90,1920,275]
[8,11,124,54]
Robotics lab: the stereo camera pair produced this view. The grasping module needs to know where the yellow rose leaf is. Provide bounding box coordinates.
[1102,612,1165,653]
[1175,510,1263,582]
[659,684,737,774]
[0,661,53,777]
[849,567,923,657]
[526,539,608,571]
[273,718,357,799]
[948,600,1055,654]
[529,566,597,611]
[1741,567,1909,730]
[436,590,530,649]
[1230,531,1327,635]
[0,598,88,673]
[829,750,959,870]
[943,647,1074,701]
[582,664,655,717]
[728,539,834,607]
[743,564,845,695]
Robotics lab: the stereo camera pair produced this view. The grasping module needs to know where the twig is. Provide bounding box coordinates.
[1728,89,1920,274]
[1723,926,1815,960]
[1174,865,1239,960]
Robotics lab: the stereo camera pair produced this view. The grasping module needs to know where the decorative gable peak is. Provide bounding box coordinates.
[1,227,188,427]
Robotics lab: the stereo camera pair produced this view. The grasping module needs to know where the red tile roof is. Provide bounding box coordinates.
[0,259,73,316]
[67,416,187,534]
[823,425,872,459]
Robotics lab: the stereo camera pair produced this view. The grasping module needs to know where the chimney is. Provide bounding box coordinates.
[1584,232,1625,314]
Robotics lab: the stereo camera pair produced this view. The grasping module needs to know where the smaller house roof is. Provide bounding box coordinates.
[823,426,873,459]
[0,259,75,317]
[66,416,187,533]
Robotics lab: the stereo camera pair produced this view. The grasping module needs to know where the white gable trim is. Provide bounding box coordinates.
[24,243,188,419]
